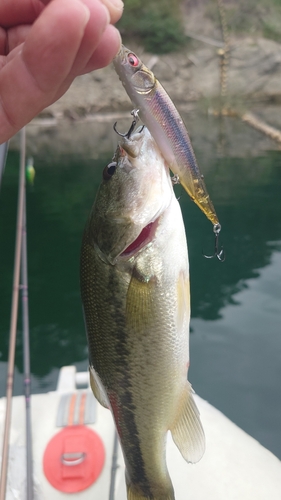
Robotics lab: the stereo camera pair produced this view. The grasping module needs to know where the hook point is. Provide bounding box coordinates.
[203,224,225,262]
[113,109,140,139]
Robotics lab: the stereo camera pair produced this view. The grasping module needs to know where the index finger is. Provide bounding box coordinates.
[0,0,44,28]
[0,0,92,142]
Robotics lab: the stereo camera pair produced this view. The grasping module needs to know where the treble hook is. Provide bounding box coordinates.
[203,223,225,262]
[113,109,140,139]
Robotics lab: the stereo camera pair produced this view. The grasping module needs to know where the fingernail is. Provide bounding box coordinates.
[101,0,124,13]
[110,0,124,10]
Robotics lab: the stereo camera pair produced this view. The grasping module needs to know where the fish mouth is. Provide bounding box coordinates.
[114,44,127,65]
[120,218,159,258]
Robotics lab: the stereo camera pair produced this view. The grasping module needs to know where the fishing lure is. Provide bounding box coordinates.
[113,45,224,260]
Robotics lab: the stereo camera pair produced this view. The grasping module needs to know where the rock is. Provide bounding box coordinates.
[227,38,281,99]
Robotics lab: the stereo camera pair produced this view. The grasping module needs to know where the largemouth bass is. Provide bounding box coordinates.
[113,44,219,228]
[80,127,205,500]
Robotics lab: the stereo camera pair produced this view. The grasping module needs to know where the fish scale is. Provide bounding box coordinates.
[81,231,155,496]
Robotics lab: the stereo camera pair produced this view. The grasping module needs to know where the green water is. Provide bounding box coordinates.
[0,115,281,459]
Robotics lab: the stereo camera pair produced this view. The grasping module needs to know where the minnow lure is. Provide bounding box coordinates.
[113,45,224,260]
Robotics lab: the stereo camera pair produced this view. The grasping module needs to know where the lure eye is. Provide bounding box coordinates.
[128,53,139,67]
[103,162,117,180]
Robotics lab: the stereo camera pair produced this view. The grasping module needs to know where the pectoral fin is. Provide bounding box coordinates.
[126,271,156,332]
[89,366,109,409]
[170,382,205,463]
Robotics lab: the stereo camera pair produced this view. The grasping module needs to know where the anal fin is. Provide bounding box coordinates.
[170,382,205,463]
[89,366,109,409]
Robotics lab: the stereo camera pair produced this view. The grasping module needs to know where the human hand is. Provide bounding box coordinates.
[0,0,123,143]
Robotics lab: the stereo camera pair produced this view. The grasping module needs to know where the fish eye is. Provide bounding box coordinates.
[103,161,117,180]
[128,53,139,67]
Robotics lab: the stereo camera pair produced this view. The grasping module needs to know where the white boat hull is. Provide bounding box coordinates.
[0,366,280,500]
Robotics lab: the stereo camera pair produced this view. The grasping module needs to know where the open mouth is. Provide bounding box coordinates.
[121,219,158,257]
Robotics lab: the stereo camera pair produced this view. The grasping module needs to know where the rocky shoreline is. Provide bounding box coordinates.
[39,36,281,121]
[9,35,281,157]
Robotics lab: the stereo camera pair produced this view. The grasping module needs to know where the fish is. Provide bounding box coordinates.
[113,44,220,228]
[80,126,205,500]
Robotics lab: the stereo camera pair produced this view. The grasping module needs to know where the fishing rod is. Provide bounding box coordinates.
[21,156,34,500]
[108,430,119,500]
[0,128,33,500]
[0,142,9,190]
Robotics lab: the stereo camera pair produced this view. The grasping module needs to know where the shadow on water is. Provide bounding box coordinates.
[0,112,281,458]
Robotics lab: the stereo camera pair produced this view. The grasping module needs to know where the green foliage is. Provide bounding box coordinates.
[262,14,281,42]
[138,8,186,54]
[117,0,186,54]
[263,23,281,42]
[199,0,281,41]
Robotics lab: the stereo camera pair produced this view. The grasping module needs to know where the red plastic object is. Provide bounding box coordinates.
[43,426,105,493]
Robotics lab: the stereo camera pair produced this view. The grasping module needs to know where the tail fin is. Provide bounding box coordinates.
[170,382,205,463]
[127,483,175,500]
